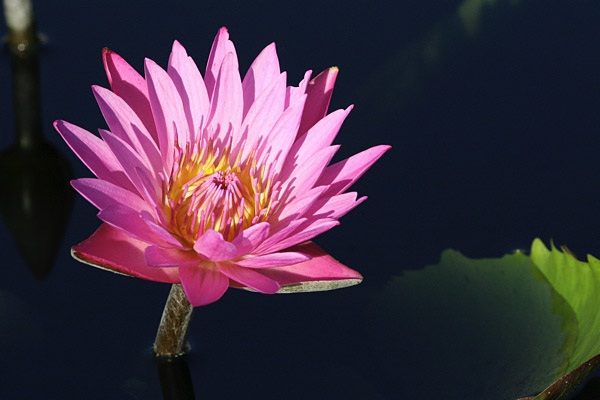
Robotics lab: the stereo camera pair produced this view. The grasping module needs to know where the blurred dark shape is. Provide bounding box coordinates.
[157,356,196,400]
[359,0,523,113]
[3,0,38,54]
[0,18,73,279]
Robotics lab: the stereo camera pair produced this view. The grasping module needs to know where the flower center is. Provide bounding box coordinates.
[188,169,249,235]
[162,141,280,246]
[212,170,235,189]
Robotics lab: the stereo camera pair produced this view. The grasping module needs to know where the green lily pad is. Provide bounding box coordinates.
[368,240,600,399]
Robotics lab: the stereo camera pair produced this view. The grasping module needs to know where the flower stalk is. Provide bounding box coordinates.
[154,284,194,357]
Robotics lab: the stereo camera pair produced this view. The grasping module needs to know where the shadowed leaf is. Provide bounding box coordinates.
[367,240,600,399]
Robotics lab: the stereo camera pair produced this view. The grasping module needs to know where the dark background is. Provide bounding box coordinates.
[1,0,600,398]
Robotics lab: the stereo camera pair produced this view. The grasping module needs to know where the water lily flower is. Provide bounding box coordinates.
[55,27,390,307]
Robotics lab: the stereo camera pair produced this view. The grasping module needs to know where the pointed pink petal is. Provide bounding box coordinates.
[217,262,280,293]
[297,67,338,136]
[285,70,312,109]
[53,120,134,192]
[145,58,188,168]
[280,145,339,203]
[237,72,286,158]
[284,106,353,176]
[205,27,238,96]
[208,52,243,143]
[168,40,210,143]
[258,241,362,291]
[232,222,271,256]
[99,129,159,206]
[205,27,229,83]
[193,230,238,261]
[273,186,327,223]
[179,262,230,306]
[253,218,307,255]
[92,85,162,174]
[258,218,340,254]
[307,192,367,220]
[204,27,237,95]
[133,166,160,210]
[98,204,164,246]
[242,42,280,116]
[145,245,201,267]
[255,93,307,172]
[317,145,391,196]
[236,252,311,269]
[72,223,179,283]
[139,211,187,250]
[102,48,158,143]
[71,178,150,213]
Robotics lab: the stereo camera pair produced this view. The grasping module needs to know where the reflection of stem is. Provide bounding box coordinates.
[3,0,37,52]
[4,0,41,150]
[157,356,196,400]
[11,41,41,149]
[154,284,194,357]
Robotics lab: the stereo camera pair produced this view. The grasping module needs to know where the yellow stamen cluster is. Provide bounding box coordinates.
[163,140,279,245]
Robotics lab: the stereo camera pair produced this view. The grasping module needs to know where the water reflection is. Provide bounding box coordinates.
[0,8,73,279]
[157,356,196,400]
[359,0,524,111]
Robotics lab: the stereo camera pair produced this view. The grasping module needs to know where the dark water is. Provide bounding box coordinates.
[1,0,600,398]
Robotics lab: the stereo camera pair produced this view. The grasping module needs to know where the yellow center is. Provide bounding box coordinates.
[163,141,278,245]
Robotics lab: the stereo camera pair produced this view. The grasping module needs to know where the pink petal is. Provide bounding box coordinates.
[98,204,164,246]
[273,186,327,224]
[139,211,187,250]
[306,192,367,220]
[53,120,134,192]
[98,129,159,205]
[232,222,271,256]
[297,67,338,137]
[217,262,280,293]
[145,245,202,267]
[242,42,280,116]
[205,27,238,97]
[285,70,312,109]
[235,252,311,269]
[133,166,160,210]
[284,106,353,175]
[72,223,179,283]
[71,178,150,213]
[207,52,243,143]
[179,262,230,306]
[258,241,363,291]
[102,48,158,143]
[145,58,188,167]
[280,145,340,203]
[255,93,307,172]
[92,85,162,174]
[258,218,340,254]
[317,145,391,196]
[193,230,238,261]
[237,72,286,159]
[168,40,210,143]
[253,218,307,254]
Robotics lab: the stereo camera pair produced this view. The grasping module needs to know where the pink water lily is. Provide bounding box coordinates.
[55,27,389,306]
